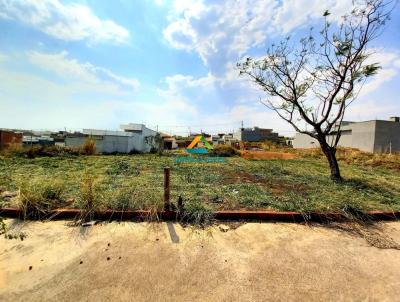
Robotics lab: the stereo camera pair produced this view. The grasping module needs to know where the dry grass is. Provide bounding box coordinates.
[239,150,298,160]
[0,143,25,157]
[0,144,81,158]
[295,147,400,170]
[0,153,399,215]
[81,138,96,155]
[17,179,66,219]
[76,173,102,222]
[211,145,239,157]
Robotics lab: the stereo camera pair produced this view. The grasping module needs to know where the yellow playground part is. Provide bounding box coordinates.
[187,135,202,149]
[187,135,213,149]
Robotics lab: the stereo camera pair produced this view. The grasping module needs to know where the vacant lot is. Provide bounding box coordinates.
[1,220,400,302]
[1,153,399,213]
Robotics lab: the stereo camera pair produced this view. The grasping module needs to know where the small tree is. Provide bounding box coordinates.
[238,0,394,181]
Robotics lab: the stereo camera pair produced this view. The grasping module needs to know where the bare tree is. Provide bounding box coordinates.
[238,0,395,181]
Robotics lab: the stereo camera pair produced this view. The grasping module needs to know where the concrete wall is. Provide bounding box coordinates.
[348,121,376,153]
[293,124,376,152]
[65,130,158,154]
[374,120,400,153]
[293,120,400,153]
[292,133,319,149]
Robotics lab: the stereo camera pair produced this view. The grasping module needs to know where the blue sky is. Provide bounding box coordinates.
[0,0,399,136]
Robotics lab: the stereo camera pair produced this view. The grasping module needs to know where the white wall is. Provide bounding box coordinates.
[292,133,319,149]
[65,127,159,153]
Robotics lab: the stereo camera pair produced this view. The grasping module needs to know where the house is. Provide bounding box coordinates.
[65,124,159,153]
[233,127,280,143]
[0,130,23,149]
[293,117,400,153]
[211,134,225,145]
[160,133,178,150]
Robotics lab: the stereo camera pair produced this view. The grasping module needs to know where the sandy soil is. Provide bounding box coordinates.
[240,150,298,160]
[1,220,399,302]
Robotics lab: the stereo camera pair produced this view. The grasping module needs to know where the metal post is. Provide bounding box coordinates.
[164,167,170,211]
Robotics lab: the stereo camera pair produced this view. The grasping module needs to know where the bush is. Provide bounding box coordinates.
[211,144,238,157]
[17,179,66,219]
[81,138,96,155]
[2,144,81,158]
[1,143,25,157]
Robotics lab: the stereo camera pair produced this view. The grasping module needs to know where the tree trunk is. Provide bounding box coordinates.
[318,137,342,181]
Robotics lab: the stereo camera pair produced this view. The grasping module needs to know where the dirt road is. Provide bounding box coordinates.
[1,220,399,301]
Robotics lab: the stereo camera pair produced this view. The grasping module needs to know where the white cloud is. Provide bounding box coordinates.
[163,0,351,75]
[359,49,400,97]
[153,0,165,6]
[346,99,399,121]
[153,69,296,135]
[0,0,129,44]
[161,0,399,134]
[0,50,142,130]
[0,51,206,131]
[274,0,349,33]
[27,51,140,92]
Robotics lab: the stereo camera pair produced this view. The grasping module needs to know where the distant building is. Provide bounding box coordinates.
[23,135,54,146]
[233,127,280,143]
[211,134,225,145]
[293,117,400,153]
[0,130,22,149]
[160,133,178,150]
[65,123,159,153]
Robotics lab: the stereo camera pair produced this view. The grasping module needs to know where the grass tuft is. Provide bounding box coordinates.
[17,179,66,219]
[106,160,139,176]
[180,199,214,226]
[76,173,102,222]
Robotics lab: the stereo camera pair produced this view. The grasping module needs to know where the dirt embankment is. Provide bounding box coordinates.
[239,150,298,160]
[1,220,400,302]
